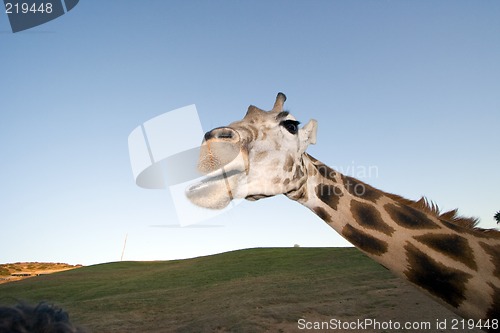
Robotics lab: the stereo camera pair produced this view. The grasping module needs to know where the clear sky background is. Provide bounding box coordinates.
[1,1,499,265]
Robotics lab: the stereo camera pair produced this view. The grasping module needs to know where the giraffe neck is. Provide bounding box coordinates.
[286,153,500,322]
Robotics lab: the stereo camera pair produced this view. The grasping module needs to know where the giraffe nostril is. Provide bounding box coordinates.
[217,131,233,139]
[204,127,237,141]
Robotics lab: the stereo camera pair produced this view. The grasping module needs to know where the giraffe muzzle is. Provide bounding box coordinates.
[187,126,250,209]
[198,127,242,174]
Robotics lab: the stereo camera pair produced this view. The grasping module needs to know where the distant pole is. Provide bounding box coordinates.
[121,233,128,261]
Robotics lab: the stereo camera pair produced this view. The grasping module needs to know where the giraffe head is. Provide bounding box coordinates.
[186,93,317,209]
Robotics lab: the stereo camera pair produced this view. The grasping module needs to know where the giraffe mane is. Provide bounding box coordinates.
[385,193,500,237]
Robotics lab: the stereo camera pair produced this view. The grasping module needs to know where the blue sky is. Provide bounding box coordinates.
[1,1,499,265]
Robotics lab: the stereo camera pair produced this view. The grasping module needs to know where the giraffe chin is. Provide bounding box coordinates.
[185,180,232,209]
[185,170,245,210]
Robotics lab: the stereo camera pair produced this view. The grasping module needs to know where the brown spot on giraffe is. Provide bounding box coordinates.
[480,242,500,279]
[342,175,381,202]
[254,151,268,162]
[283,154,294,172]
[485,283,500,321]
[315,184,343,211]
[314,162,337,183]
[342,224,388,256]
[385,203,440,229]
[404,242,472,308]
[314,206,332,222]
[350,200,395,236]
[414,233,477,270]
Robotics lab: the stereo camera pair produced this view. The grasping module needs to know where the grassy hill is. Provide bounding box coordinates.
[0,248,478,332]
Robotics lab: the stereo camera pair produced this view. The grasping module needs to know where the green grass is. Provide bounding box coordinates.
[0,248,457,332]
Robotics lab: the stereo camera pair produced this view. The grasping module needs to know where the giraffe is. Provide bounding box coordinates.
[186,93,500,325]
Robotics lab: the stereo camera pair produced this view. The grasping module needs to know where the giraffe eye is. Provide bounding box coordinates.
[281,120,300,135]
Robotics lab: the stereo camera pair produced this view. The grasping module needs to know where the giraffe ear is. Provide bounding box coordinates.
[299,119,317,152]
